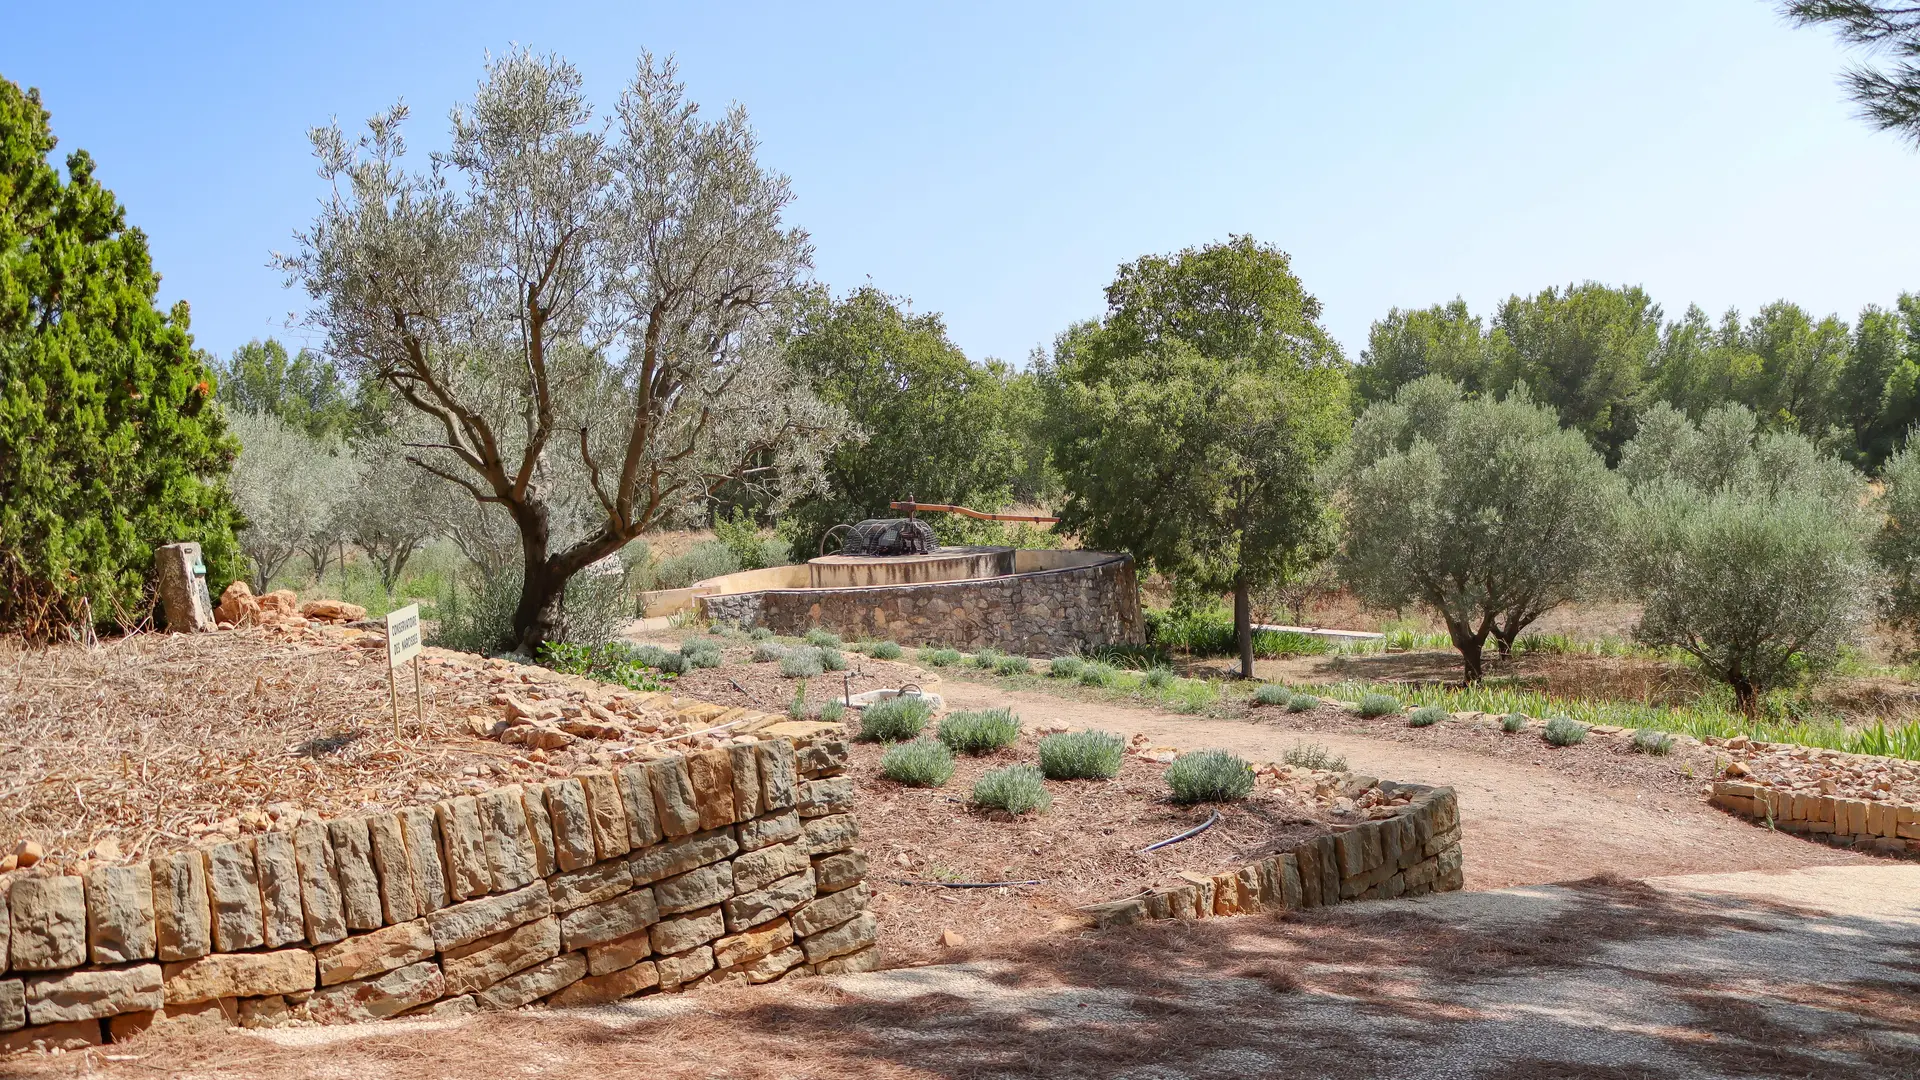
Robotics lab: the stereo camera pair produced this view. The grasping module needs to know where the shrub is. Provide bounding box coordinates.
[816,647,848,672]
[1077,661,1119,688]
[1543,716,1589,746]
[632,644,691,675]
[1143,666,1174,689]
[1252,683,1291,706]
[1408,705,1446,728]
[1282,742,1345,771]
[938,708,1021,755]
[652,541,740,590]
[804,627,843,648]
[780,648,825,678]
[1038,730,1125,779]
[786,683,809,721]
[817,698,846,724]
[972,764,1051,814]
[1355,692,1400,718]
[971,647,1006,670]
[714,507,789,572]
[1501,711,1528,733]
[752,641,788,663]
[1165,749,1255,804]
[994,654,1032,676]
[681,638,724,669]
[749,626,775,642]
[922,648,963,667]
[856,695,932,742]
[1631,729,1674,755]
[1287,692,1321,713]
[537,642,673,692]
[1047,656,1086,679]
[880,738,955,787]
[867,640,903,660]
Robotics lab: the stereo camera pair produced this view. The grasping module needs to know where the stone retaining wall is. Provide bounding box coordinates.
[702,554,1146,656]
[0,728,871,1053]
[1711,781,1920,856]
[1080,783,1462,927]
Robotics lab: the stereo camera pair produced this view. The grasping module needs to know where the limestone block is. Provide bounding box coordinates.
[742,945,805,983]
[1279,854,1304,911]
[0,1017,103,1053]
[650,907,725,955]
[655,863,733,916]
[578,770,633,861]
[1309,834,1339,906]
[648,756,703,838]
[795,776,855,820]
[405,995,477,1021]
[585,932,652,976]
[814,945,882,975]
[1425,824,1462,859]
[1428,788,1459,834]
[437,796,493,900]
[0,881,6,972]
[545,779,597,872]
[86,863,156,964]
[812,851,868,894]
[107,996,238,1040]
[426,880,552,952]
[162,949,316,1005]
[204,840,265,952]
[365,814,419,925]
[738,810,803,852]
[0,980,21,1033]
[236,993,305,1030]
[308,960,444,1024]
[791,881,871,938]
[797,814,859,857]
[397,806,450,914]
[801,911,876,964]
[1210,871,1240,916]
[733,842,809,896]
[686,749,738,831]
[24,963,163,1023]
[712,918,793,969]
[9,875,87,970]
[293,821,347,946]
[254,831,307,948]
[1436,843,1465,891]
[654,946,714,990]
[724,869,816,933]
[547,960,659,1007]
[549,859,634,913]
[727,744,762,822]
[628,827,739,885]
[755,740,796,811]
[327,818,383,931]
[795,739,850,779]
[560,888,659,952]
[1333,826,1368,880]
[441,915,560,995]
[476,951,586,1010]
[153,542,216,632]
[617,764,664,850]
[314,918,435,987]
[151,851,212,961]
[478,786,538,893]
[520,783,559,878]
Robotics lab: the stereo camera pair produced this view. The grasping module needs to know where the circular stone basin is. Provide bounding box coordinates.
[807,546,1013,588]
[846,688,945,712]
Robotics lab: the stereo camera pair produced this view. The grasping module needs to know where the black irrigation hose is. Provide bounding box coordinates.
[1138,810,1221,855]
[890,878,1043,889]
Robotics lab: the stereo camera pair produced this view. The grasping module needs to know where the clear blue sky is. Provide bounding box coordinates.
[5,1,1916,365]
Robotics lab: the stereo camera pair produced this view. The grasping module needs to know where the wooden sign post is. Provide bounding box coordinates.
[385,603,424,740]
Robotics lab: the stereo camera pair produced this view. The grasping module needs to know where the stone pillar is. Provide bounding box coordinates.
[153,543,215,633]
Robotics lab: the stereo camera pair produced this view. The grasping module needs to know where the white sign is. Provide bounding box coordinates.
[386,604,422,668]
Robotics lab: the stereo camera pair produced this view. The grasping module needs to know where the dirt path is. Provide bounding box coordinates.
[934,678,1871,889]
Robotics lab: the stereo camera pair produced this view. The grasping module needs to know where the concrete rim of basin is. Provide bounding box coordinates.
[846,688,945,712]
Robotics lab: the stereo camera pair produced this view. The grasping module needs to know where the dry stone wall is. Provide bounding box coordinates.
[1080,783,1462,927]
[0,727,871,1053]
[702,554,1146,656]
[1711,780,1920,856]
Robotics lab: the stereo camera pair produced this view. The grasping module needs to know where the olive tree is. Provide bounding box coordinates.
[228,411,352,590]
[280,51,841,652]
[1342,377,1623,683]
[1619,403,1878,715]
[1876,433,1920,637]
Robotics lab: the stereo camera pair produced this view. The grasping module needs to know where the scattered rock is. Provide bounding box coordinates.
[941,929,965,948]
[13,840,43,868]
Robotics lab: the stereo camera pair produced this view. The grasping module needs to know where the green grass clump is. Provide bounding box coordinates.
[804,627,843,648]
[938,708,1022,755]
[1282,742,1346,771]
[1501,712,1528,733]
[1038,730,1125,780]
[817,647,848,672]
[880,738,955,787]
[971,648,1006,670]
[1142,666,1174,689]
[1287,692,1321,713]
[922,647,963,667]
[1631,729,1674,755]
[749,626,774,642]
[972,764,1052,814]
[1354,692,1400,718]
[1408,705,1446,728]
[1047,656,1085,679]
[817,698,847,724]
[752,641,788,663]
[1543,716,1589,747]
[856,695,933,742]
[1077,661,1119,688]
[1252,683,1291,706]
[681,638,724,669]
[779,649,825,678]
[867,640,903,661]
[1165,749,1256,804]
[994,654,1032,676]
